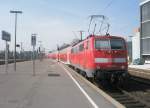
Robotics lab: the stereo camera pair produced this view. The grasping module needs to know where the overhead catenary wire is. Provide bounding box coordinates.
[88,15,110,35]
[76,0,117,38]
[102,0,117,11]
[72,31,78,39]
[98,0,117,35]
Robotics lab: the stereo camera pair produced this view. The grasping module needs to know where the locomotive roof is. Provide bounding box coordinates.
[51,35,125,52]
[89,35,125,40]
[71,35,125,47]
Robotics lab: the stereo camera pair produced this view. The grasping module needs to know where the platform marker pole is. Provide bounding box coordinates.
[33,45,35,76]
[31,34,36,76]
[5,41,8,74]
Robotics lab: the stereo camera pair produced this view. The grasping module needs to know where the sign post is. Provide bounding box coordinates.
[2,31,11,74]
[5,42,8,73]
[31,34,36,76]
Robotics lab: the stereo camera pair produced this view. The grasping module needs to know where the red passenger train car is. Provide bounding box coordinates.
[58,47,71,64]
[49,35,128,83]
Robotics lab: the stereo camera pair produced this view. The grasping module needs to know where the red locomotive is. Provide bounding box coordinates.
[48,34,128,83]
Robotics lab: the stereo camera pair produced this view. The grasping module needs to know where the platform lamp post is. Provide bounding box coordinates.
[10,10,23,71]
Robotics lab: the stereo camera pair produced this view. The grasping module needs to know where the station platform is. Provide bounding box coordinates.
[129,64,150,80]
[0,59,124,108]
[129,64,150,70]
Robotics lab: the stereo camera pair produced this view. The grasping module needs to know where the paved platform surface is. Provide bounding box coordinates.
[0,60,119,108]
[128,64,150,80]
[129,64,150,80]
[129,64,150,71]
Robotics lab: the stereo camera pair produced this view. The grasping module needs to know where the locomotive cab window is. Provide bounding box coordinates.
[110,39,125,50]
[85,41,89,49]
[79,44,84,51]
[95,39,110,49]
[95,39,125,50]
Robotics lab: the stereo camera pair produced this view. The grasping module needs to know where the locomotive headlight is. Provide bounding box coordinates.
[121,65,125,69]
[96,66,100,69]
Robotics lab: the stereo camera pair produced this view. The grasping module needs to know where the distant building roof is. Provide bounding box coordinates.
[133,28,140,33]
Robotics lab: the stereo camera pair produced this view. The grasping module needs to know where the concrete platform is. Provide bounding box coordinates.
[129,64,150,80]
[0,60,123,108]
[129,64,150,70]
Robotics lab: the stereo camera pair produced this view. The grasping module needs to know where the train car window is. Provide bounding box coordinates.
[75,47,78,53]
[76,46,79,53]
[95,40,110,49]
[79,44,84,51]
[86,41,89,49]
[72,48,75,53]
[110,39,125,50]
[71,49,73,53]
[74,47,76,53]
[88,40,90,50]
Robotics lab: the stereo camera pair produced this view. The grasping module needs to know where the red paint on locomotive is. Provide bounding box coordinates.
[49,35,128,81]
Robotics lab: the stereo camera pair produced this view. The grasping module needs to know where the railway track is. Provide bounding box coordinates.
[66,65,150,108]
[129,68,150,80]
[97,77,150,108]
[118,78,150,108]
[99,80,150,108]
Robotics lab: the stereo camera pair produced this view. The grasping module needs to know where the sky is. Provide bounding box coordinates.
[0,0,140,52]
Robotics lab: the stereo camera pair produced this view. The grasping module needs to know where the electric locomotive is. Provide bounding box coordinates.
[48,14,129,84]
[48,34,128,84]
[69,35,128,83]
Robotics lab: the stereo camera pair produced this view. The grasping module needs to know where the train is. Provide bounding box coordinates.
[48,34,129,84]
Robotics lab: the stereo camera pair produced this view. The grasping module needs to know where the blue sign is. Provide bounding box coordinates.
[2,31,11,41]
[31,35,36,46]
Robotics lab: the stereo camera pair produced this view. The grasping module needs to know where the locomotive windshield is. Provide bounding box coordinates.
[110,39,125,50]
[95,39,125,50]
[95,40,110,49]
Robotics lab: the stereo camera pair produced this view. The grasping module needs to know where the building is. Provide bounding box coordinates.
[132,28,140,62]
[127,41,132,63]
[140,0,150,63]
